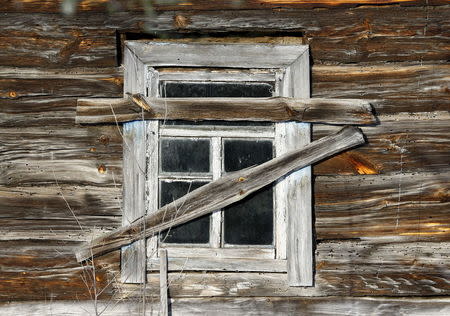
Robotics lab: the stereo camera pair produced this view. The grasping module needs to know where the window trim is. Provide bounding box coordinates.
[121,41,312,287]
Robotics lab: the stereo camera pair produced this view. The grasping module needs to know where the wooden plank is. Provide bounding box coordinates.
[159,249,169,316]
[75,126,366,261]
[1,0,447,13]
[120,45,148,284]
[1,297,450,316]
[1,7,448,68]
[148,257,286,272]
[126,41,308,68]
[314,171,450,240]
[0,68,122,99]
[76,95,375,125]
[0,240,119,301]
[283,49,313,286]
[132,240,450,297]
[314,112,450,175]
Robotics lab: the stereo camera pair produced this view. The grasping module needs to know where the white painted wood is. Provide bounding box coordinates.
[159,249,169,316]
[159,126,274,138]
[121,46,148,284]
[210,137,222,248]
[160,247,275,259]
[148,257,286,272]
[283,48,313,286]
[158,70,276,82]
[146,121,159,261]
[121,121,146,284]
[126,42,309,68]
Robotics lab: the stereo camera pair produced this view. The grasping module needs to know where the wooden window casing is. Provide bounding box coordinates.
[121,42,313,287]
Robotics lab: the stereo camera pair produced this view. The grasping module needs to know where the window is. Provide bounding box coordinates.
[121,42,313,287]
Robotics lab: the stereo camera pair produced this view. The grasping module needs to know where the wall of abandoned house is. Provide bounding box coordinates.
[0,0,449,314]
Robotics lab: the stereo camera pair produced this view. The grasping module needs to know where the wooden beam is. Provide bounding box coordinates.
[76,94,375,125]
[159,249,169,316]
[74,126,365,262]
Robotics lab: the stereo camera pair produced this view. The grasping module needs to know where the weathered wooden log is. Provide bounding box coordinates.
[76,94,375,125]
[75,125,365,262]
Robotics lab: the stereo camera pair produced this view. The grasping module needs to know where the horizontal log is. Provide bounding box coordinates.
[76,95,375,125]
[128,240,449,297]
[0,6,449,67]
[1,297,450,315]
[315,171,450,240]
[1,0,447,13]
[0,68,123,100]
[75,126,365,261]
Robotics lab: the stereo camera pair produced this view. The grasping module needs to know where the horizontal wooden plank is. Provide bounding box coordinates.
[1,0,447,13]
[127,41,308,68]
[314,112,450,174]
[133,240,450,297]
[75,126,365,261]
[0,68,123,99]
[76,95,375,125]
[312,64,450,114]
[1,6,449,67]
[147,257,287,272]
[0,125,123,186]
[1,297,450,315]
[315,171,450,241]
[0,240,119,301]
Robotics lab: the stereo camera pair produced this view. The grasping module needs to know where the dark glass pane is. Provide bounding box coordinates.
[160,138,210,173]
[223,139,274,245]
[160,181,210,243]
[224,139,273,172]
[224,185,273,245]
[160,82,273,98]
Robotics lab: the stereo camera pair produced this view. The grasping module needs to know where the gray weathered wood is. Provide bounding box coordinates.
[148,257,287,272]
[159,249,169,316]
[75,125,365,262]
[2,297,450,316]
[126,41,308,68]
[120,45,147,284]
[281,48,314,287]
[121,121,146,284]
[76,95,375,125]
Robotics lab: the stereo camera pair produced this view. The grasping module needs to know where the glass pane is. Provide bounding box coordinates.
[223,139,274,245]
[224,139,273,172]
[160,138,210,173]
[160,181,210,244]
[224,185,273,245]
[160,81,273,98]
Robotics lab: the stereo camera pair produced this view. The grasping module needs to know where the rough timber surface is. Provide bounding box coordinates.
[0,0,449,311]
[1,297,450,315]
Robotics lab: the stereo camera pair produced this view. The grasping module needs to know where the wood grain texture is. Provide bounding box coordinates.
[1,6,449,67]
[1,297,450,315]
[0,126,123,187]
[132,240,449,297]
[1,0,447,13]
[0,240,119,301]
[76,95,375,125]
[75,126,365,261]
[315,172,450,241]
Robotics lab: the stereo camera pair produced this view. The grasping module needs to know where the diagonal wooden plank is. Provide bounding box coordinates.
[76,94,375,125]
[75,125,365,262]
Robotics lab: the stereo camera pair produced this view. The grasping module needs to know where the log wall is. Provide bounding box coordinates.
[0,1,448,314]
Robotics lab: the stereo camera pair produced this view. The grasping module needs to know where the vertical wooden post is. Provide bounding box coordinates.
[159,249,169,316]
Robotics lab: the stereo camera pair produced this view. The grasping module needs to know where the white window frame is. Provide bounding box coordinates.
[121,41,313,287]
